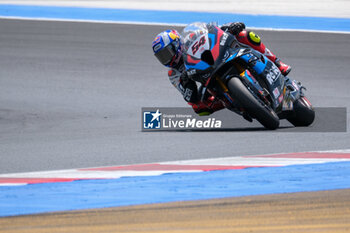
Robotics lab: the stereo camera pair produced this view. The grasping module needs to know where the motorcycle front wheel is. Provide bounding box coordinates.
[227,77,280,130]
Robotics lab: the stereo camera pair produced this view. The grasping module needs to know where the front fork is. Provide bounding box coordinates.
[215,76,237,107]
[281,78,305,111]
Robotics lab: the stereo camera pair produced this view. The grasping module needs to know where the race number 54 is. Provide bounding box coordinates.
[192,36,206,55]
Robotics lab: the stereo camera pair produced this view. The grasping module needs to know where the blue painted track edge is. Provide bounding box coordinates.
[0,4,350,33]
[1,161,350,217]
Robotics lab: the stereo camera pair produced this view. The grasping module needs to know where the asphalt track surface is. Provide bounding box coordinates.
[0,19,350,174]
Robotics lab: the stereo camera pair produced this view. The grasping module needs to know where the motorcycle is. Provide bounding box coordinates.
[181,22,315,130]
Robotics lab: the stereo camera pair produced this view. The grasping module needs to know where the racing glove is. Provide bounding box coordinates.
[221,22,246,35]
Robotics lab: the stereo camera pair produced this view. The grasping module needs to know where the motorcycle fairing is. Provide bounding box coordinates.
[182,22,285,110]
[184,26,224,71]
[238,50,286,109]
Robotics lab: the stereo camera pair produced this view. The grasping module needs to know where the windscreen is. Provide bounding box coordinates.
[181,22,210,59]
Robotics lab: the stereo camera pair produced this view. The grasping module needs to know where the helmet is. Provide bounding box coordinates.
[152,30,182,67]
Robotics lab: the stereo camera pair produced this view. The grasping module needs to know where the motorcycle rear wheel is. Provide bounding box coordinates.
[287,96,315,127]
[227,77,280,130]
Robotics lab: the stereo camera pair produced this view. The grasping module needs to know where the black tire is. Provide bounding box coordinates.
[227,77,280,130]
[287,96,315,127]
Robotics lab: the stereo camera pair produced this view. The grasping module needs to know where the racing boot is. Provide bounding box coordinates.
[236,30,292,76]
[274,58,292,76]
[189,96,225,116]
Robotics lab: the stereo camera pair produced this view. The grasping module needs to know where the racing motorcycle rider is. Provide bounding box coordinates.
[152,22,292,116]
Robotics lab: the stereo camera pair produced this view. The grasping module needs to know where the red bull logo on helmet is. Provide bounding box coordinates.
[152,30,180,54]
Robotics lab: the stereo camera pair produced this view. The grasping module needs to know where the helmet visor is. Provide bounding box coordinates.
[154,45,175,66]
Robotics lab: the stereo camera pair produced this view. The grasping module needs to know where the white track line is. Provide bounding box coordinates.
[1,150,350,185]
[1,16,350,35]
